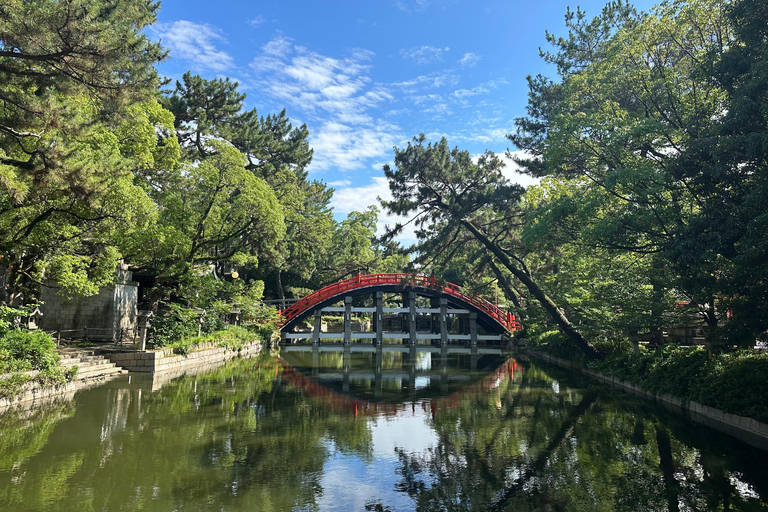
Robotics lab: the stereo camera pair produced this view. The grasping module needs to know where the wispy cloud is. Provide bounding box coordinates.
[251,37,402,173]
[248,15,266,27]
[327,179,352,187]
[393,0,456,13]
[400,45,450,65]
[393,0,431,12]
[458,52,481,68]
[452,78,507,101]
[310,121,400,172]
[151,20,234,72]
[392,71,459,92]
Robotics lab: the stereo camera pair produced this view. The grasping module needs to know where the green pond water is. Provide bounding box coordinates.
[0,347,766,511]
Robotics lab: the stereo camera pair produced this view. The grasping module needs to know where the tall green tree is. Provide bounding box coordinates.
[0,0,170,302]
[382,136,602,360]
[510,0,767,347]
[166,73,335,301]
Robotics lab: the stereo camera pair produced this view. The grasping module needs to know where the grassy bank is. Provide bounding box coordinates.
[0,330,77,400]
[528,334,768,423]
[159,326,265,356]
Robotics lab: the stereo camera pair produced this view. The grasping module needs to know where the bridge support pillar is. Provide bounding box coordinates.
[374,291,383,346]
[344,296,352,344]
[312,310,322,344]
[470,312,478,347]
[408,292,417,347]
[439,298,448,347]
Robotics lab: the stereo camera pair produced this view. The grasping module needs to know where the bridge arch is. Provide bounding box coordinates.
[278,273,521,345]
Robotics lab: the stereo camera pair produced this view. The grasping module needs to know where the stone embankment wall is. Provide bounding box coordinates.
[103,341,262,373]
[1,342,264,411]
[0,374,113,411]
[525,350,768,451]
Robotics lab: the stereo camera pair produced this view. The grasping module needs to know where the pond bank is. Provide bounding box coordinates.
[524,349,768,451]
[101,340,263,373]
[0,340,264,412]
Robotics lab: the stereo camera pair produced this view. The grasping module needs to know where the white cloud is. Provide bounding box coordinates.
[458,52,481,68]
[453,78,507,101]
[487,151,541,188]
[151,20,234,72]
[400,45,451,65]
[310,122,400,172]
[331,176,391,213]
[326,179,352,187]
[331,176,418,245]
[393,0,432,12]
[250,37,402,175]
[248,15,266,27]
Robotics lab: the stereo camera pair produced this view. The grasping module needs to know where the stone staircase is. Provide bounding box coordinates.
[57,348,128,382]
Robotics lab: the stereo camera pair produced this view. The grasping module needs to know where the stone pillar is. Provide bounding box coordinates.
[408,291,417,346]
[137,311,154,351]
[344,296,352,345]
[469,312,478,347]
[439,298,448,347]
[313,310,322,344]
[374,291,383,346]
[629,329,640,355]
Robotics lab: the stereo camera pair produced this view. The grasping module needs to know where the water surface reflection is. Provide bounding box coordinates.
[0,349,765,511]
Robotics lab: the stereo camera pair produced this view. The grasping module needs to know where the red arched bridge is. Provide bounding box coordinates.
[278,273,522,346]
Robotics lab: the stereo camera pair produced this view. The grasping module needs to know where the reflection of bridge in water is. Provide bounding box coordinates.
[280,344,519,412]
[278,273,521,347]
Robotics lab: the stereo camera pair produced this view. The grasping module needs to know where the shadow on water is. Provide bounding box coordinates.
[0,347,766,511]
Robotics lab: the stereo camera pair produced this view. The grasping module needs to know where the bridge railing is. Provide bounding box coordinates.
[278,273,522,332]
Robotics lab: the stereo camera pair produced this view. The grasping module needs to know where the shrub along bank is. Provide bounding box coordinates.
[0,330,77,400]
[528,335,768,423]
[163,326,263,356]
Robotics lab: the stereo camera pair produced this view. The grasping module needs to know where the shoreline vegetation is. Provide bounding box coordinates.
[524,334,768,424]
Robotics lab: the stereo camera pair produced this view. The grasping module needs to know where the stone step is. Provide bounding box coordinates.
[74,362,123,381]
[58,350,97,360]
[60,355,109,367]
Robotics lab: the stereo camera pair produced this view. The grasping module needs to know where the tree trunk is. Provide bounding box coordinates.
[461,219,602,360]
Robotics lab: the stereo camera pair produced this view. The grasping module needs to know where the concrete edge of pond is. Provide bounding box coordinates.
[523,350,768,452]
[0,341,266,413]
[101,340,263,373]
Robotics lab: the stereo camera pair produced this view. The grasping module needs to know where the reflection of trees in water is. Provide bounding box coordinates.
[392,363,768,512]
[2,358,767,511]
[0,353,375,512]
[0,400,76,472]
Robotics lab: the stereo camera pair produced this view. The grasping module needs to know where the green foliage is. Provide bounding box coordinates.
[167,326,261,356]
[0,329,76,399]
[0,0,172,300]
[0,330,59,372]
[0,304,35,335]
[512,0,768,345]
[538,341,768,423]
[147,303,200,348]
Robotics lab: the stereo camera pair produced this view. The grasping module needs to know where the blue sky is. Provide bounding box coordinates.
[150,0,658,238]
